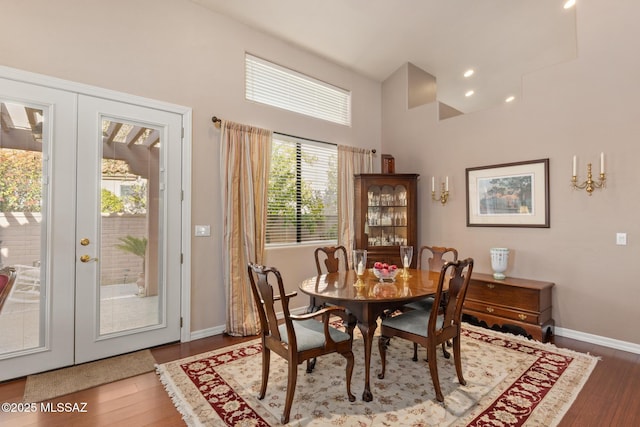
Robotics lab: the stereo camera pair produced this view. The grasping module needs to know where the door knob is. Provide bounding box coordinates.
[80,238,90,246]
[80,255,98,263]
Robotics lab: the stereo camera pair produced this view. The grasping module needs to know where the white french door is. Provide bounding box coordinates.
[0,71,185,380]
[75,95,182,363]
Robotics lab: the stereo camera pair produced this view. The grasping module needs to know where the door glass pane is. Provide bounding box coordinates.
[99,118,161,335]
[0,100,45,356]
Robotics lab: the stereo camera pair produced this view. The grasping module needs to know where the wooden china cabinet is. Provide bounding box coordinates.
[353,174,419,268]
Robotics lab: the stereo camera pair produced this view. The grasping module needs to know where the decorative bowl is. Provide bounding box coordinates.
[372,264,399,282]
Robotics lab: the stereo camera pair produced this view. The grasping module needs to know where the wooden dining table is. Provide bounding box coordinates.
[299,268,441,402]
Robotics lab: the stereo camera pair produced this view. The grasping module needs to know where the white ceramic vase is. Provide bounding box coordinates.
[490,248,509,280]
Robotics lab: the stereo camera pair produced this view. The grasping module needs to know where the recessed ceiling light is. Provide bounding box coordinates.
[564,0,576,9]
[505,96,515,103]
[463,69,474,78]
[465,90,475,97]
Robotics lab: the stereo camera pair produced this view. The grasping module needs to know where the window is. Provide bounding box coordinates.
[266,134,338,245]
[245,53,351,126]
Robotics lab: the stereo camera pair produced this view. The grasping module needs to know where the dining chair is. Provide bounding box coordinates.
[312,246,356,339]
[0,267,18,314]
[404,246,459,359]
[247,263,356,424]
[407,245,459,310]
[377,258,474,402]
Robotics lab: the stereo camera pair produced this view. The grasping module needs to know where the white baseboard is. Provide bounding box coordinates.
[555,327,640,355]
[189,325,226,341]
[187,307,307,341]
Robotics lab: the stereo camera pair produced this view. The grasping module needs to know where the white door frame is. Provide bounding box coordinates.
[0,65,192,351]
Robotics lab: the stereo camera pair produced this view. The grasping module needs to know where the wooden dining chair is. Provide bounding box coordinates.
[405,245,458,311]
[405,246,459,359]
[247,263,356,424]
[378,258,474,402]
[0,267,18,314]
[312,246,356,339]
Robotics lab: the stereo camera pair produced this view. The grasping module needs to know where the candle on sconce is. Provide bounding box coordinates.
[445,176,449,191]
[572,155,577,177]
[600,152,605,174]
[431,176,435,192]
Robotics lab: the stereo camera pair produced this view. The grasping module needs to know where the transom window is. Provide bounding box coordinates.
[245,53,351,126]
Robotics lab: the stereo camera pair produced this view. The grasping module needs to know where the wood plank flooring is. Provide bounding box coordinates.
[0,331,638,426]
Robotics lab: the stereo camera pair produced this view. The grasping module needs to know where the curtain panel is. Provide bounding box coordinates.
[337,145,373,263]
[220,120,272,336]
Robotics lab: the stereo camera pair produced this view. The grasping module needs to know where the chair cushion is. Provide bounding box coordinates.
[279,319,350,352]
[381,309,443,338]
[403,297,435,312]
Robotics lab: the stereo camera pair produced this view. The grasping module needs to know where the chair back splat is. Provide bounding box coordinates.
[314,245,349,275]
[418,245,459,272]
[247,263,356,424]
[378,258,474,402]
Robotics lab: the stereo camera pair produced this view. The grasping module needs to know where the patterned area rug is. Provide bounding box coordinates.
[156,324,597,426]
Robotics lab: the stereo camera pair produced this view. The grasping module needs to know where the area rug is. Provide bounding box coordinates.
[156,324,597,426]
[23,349,156,402]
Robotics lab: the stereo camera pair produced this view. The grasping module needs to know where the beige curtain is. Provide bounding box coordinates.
[337,145,373,263]
[220,120,272,336]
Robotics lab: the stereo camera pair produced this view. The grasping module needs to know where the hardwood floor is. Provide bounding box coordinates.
[0,331,638,426]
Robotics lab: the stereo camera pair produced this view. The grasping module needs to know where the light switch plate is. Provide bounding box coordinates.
[195,225,211,237]
[616,232,627,245]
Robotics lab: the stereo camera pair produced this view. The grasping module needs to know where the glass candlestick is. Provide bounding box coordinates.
[353,249,367,286]
[400,245,413,279]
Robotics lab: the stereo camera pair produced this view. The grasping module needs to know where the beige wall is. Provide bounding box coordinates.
[382,0,640,345]
[3,0,638,347]
[0,0,381,333]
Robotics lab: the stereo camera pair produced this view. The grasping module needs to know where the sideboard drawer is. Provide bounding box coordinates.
[464,300,552,325]
[466,281,542,312]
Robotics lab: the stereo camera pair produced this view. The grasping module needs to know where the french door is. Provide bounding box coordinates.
[0,73,184,380]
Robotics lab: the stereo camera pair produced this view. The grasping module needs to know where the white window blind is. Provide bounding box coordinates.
[245,53,352,126]
[266,134,338,245]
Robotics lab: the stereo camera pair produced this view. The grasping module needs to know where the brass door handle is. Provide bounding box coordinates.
[80,238,90,246]
[80,255,98,263]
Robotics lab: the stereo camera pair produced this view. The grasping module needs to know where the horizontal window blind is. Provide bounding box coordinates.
[266,134,338,245]
[245,54,351,126]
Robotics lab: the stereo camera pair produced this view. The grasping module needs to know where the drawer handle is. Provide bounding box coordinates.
[518,314,528,320]
[486,283,495,289]
[486,307,494,313]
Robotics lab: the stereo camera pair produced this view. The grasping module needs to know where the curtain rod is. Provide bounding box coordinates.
[211,115,376,153]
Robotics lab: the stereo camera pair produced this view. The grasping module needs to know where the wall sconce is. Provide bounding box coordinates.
[571,153,606,196]
[431,176,449,205]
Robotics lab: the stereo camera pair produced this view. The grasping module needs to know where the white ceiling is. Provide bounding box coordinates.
[192,0,577,115]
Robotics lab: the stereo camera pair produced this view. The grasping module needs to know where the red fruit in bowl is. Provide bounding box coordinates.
[389,265,398,271]
[374,262,383,269]
[381,268,389,276]
[382,263,389,269]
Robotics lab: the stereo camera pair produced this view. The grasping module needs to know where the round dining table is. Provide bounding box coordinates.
[299,268,441,402]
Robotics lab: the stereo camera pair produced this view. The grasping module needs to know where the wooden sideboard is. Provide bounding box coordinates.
[463,273,555,342]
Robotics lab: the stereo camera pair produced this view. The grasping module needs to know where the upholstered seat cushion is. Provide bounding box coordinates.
[381,309,443,338]
[403,297,435,312]
[279,319,350,352]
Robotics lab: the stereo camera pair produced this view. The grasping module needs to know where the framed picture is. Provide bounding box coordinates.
[466,158,549,227]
